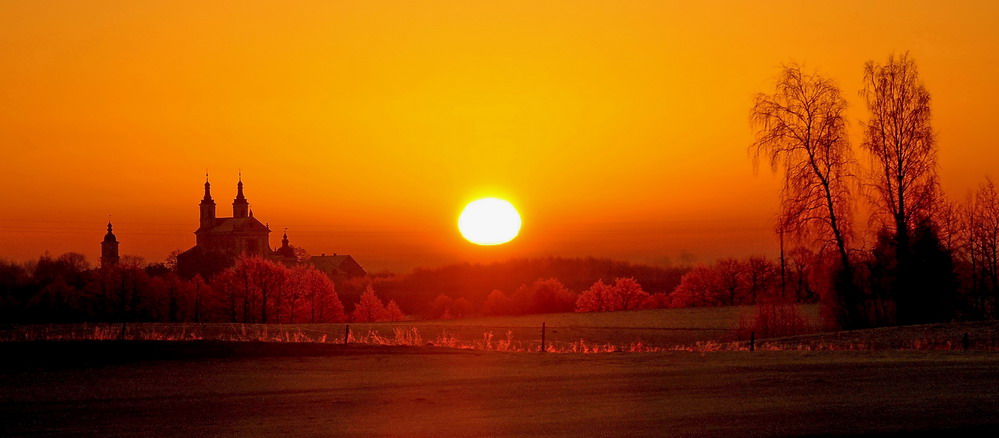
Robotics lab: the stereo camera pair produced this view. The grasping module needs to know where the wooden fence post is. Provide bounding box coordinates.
[541,322,546,353]
[119,322,127,341]
[344,325,350,344]
[963,333,969,352]
[750,331,755,352]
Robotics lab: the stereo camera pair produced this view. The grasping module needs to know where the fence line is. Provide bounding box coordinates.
[0,322,736,334]
[0,322,996,354]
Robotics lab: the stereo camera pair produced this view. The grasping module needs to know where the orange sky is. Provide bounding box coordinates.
[1,1,998,273]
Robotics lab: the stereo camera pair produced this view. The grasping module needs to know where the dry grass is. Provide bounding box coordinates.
[735,303,811,339]
[0,306,803,351]
[3,305,995,353]
[758,320,999,351]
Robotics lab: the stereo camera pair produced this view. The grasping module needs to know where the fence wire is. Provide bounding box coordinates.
[1,322,997,353]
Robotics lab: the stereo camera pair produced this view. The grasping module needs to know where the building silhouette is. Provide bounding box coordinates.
[308,253,367,281]
[100,221,119,268]
[192,174,271,258]
[273,228,296,260]
[173,174,365,280]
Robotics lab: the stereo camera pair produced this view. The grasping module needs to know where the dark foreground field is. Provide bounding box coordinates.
[2,342,998,437]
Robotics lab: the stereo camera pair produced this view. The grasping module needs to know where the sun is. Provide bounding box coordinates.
[458,198,522,245]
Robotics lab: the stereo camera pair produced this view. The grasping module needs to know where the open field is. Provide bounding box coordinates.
[0,305,824,350]
[3,318,999,436]
[2,342,998,437]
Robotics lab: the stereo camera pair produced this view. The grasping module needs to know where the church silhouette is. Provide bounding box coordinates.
[159,174,367,280]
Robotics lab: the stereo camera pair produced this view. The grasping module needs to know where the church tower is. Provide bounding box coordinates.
[199,173,216,230]
[232,173,249,218]
[101,221,120,268]
[273,228,297,261]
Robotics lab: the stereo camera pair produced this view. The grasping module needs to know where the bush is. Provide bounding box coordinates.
[575,278,650,312]
[512,278,576,315]
[737,303,810,339]
[483,289,512,315]
[352,286,388,322]
[640,293,670,309]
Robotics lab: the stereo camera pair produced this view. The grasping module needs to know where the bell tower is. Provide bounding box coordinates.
[101,221,120,268]
[199,172,216,230]
[232,172,250,219]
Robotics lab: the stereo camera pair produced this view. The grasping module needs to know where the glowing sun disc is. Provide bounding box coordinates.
[458,198,522,245]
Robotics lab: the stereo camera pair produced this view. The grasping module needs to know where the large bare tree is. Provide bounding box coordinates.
[751,65,859,326]
[751,65,855,272]
[861,52,938,250]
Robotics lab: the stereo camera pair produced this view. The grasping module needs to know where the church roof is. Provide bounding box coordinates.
[308,254,366,277]
[197,216,270,234]
[274,245,296,259]
[310,254,352,264]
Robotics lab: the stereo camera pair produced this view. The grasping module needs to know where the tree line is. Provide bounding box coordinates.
[328,257,795,319]
[1,248,911,324]
[334,257,687,318]
[0,254,692,323]
[0,254,405,324]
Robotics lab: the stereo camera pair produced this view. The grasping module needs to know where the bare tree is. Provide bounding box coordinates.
[751,65,855,271]
[861,53,950,324]
[787,247,817,303]
[967,177,999,315]
[751,65,860,326]
[743,256,779,304]
[934,199,962,253]
[861,52,939,250]
[715,258,745,306]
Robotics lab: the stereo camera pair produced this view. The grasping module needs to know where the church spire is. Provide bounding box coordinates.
[203,171,213,201]
[236,171,245,199]
[199,172,217,230]
[232,171,249,218]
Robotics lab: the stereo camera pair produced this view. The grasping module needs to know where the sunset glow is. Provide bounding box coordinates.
[1,1,998,272]
[3,4,998,436]
[458,198,522,245]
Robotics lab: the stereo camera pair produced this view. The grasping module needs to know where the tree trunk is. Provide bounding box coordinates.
[779,228,787,300]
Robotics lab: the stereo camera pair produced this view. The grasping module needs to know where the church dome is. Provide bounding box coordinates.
[103,222,117,242]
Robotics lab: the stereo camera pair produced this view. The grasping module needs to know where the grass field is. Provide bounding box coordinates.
[0,305,824,351]
[2,343,998,437]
